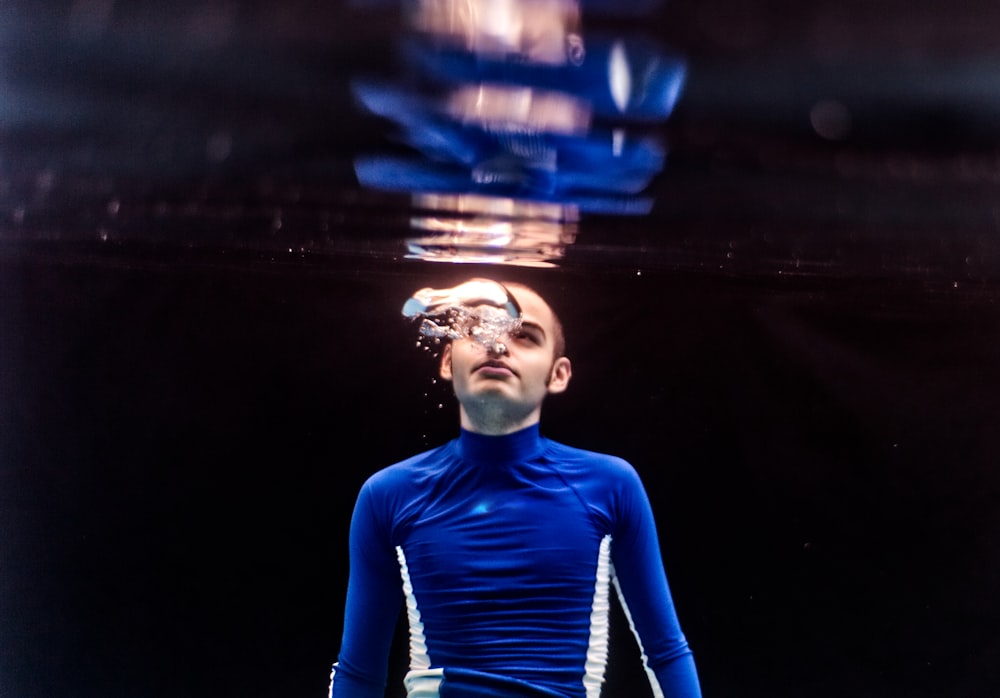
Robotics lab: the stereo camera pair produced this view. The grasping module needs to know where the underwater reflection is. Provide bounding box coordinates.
[408,194,578,267]
[352,0,685,265]
[409,0,585,65]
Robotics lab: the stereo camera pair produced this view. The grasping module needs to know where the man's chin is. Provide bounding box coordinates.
[468,382,512,397]
[458,383,519,407]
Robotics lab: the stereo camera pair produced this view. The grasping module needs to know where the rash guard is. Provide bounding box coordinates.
[330,424,700,698]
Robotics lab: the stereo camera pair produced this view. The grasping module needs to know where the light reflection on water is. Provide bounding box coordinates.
[352,0,685,265]
[1,1,996,281]
[408,193,578,267]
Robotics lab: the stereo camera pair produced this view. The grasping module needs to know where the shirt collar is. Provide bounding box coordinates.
[457,423,544,465]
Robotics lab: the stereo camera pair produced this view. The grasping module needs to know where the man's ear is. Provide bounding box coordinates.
[439,343,454,381]
[546,356,572,394]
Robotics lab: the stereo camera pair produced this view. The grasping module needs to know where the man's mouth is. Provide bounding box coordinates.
[475,360,516,377]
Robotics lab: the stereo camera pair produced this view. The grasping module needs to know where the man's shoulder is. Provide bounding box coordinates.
[363,440,457,491]
[540,438,651,508]
[541,437,638,477]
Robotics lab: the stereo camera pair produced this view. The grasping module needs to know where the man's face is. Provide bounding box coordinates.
[439,286,571,425]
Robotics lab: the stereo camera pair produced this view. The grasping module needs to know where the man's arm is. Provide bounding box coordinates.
[611,466,702,698]
[329,481,403,698]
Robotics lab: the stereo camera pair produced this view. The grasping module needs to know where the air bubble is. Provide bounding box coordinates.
[810,99,852,141]
[206,131,233,163]
[403,280,522,354]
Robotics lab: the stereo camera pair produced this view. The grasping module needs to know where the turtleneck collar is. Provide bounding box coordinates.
[457,423,544,466]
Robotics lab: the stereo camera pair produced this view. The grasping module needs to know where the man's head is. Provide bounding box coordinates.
[505,281,567,361]
[439,281,572,435]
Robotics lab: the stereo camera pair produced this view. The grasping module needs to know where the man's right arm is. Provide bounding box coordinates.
[329,480,403,698]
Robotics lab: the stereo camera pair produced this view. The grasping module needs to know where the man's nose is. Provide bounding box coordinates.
[487,339,510,356]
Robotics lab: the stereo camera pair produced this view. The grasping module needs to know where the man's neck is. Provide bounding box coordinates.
[459,404,541,436]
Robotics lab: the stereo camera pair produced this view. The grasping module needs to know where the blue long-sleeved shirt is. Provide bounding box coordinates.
[330,424,700,697]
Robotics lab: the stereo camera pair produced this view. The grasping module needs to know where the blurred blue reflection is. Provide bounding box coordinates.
[352,0,685,265]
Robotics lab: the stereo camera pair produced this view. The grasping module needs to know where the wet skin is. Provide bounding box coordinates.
[439,286,572,435]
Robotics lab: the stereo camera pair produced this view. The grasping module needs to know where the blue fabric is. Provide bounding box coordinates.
[346,100,666,193]
[350,78,666,214]
[399,37,687,121]
[353,155,655,215]
[330,424,700,697]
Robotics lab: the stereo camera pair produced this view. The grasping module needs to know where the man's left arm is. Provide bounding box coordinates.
[611,465,702,698]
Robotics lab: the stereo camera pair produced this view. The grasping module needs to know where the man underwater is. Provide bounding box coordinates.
[330,279,701,697]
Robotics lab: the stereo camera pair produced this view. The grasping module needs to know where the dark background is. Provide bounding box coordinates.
[3,1,1000,697]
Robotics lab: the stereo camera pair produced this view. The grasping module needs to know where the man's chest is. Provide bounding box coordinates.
[397,482,609,588]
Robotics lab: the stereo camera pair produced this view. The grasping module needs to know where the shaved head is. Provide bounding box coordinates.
[501,282,567,360]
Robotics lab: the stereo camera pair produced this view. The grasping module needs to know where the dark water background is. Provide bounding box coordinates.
[3,1,1000,697]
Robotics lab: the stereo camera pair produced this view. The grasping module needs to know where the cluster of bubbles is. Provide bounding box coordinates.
[418,305,522,354]
[402,279,522,355]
